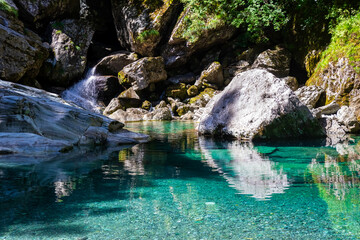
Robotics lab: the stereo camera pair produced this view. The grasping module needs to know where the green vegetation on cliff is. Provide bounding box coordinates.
[315,12,360,74]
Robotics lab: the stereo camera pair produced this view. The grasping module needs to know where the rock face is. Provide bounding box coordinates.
[118,57,167,91]
[307,57,360,119]
[14,0,79,23]
[94,51,139,76]
[252,48,291,78]
[39,19,95,87]
[0,10,48,84]
[111,0,181,56]
[198,69,325,140]
[161,8,236,68]
[0,80,148,153]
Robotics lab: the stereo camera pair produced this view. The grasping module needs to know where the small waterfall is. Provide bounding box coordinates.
[62,68,103,113]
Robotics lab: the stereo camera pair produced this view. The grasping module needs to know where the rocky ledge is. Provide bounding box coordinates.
[0,79,149,155]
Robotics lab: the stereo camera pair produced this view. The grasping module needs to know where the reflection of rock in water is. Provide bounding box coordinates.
[122,145,145,176]
[309,140,360,235]
[199,137,289,200]
[54,179,74,201]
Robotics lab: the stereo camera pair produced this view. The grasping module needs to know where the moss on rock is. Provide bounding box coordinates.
[166,83,188,100]
[306,13,360,108]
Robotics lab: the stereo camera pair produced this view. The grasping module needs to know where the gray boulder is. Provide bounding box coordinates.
[295,85,325,109]
[311,101,340,118]
[198,69,325,140]
[94,51,139,76]
[337,106,360,133]
[252,48,291,78]
[146,107,172,121]
[108,108,148,123]
[0,79,148,154]
[0,10,48,84]
[195,62,224,89]
[118,57,167,91]
[39,19,95,87]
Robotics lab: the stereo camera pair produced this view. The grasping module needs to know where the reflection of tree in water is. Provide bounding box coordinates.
[199,137,289,200]
[309,140,360,236]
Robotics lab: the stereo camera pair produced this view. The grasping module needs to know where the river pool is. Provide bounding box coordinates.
[1,121,360,239]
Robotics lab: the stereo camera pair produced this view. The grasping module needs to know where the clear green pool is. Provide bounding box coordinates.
[1,121,360,239]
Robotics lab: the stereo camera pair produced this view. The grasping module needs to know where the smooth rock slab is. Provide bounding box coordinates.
[0,79,148,154]
[198,69,325,140]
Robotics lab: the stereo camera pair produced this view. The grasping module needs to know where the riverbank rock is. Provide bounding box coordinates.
[252,48,291,78]
[111,0,181,56]
[108,107,173,122]
[198,69,325,140]
[94,51,138,76]
[39,19,95,87]
[0,79,148,154]
[0,9,48,84]
[118,57,167,91]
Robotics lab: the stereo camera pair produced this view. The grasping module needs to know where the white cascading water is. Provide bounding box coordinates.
[62,68,103,113]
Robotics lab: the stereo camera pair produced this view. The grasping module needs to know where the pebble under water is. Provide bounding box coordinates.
[1,121,360,239]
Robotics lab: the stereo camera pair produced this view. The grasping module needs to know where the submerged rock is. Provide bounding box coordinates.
[198,69,325,140]
[0,80,148,153]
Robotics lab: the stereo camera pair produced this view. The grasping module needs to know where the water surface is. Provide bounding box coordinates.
[1,121,360,239]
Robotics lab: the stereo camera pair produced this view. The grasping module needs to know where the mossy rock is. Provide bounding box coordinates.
[306,13,360,108]
[142,100,152,110]
[118,70,130,85]
[166,83,188,100]
[176,105,190,116]
[189,88,216,106]
[187,85,198,97]
[305,50,322,77]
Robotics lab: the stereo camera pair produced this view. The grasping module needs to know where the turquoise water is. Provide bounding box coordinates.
[1,121,360,239]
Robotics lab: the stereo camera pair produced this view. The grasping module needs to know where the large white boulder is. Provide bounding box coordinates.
[198,69,325,140]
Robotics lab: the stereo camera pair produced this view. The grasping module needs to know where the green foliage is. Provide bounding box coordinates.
[179,0,360,44]
[315,13,360,74]
[180,0,288,43]
[136,29,160,42]
[0,0,18,17]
